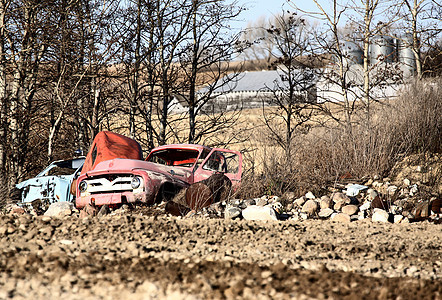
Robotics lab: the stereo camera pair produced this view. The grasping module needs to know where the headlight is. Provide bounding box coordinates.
[131,177,141,189]
[79,181,88,192]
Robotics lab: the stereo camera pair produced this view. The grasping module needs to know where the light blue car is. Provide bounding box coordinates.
[16,157,85,210]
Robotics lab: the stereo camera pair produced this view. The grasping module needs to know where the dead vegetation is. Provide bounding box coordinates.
[235,78,442,199]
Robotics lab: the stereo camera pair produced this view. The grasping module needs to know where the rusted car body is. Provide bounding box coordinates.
[76,144,242,208]
[16,157,85,208]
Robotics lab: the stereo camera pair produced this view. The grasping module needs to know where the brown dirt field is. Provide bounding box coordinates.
[0,209,441,299]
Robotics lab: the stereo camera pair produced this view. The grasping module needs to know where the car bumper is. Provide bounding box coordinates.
[76,191,151,208]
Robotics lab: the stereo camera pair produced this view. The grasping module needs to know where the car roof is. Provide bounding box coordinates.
[149,144,212,152]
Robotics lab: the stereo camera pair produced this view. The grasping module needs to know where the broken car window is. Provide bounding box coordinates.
[202,151,239,174]
[148,149,200,168]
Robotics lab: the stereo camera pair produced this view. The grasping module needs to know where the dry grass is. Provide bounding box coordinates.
[106,78,442,199]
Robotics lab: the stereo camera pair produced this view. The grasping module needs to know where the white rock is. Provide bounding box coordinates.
[394,215,404,224]
[410,184,418,196]
[318,208,334,218]
[390,205,400,215]
[305,191,316,199]
[256,197,268,206]
[387,185,398,195]
[331,213,351,223]
[301,200,318,215]
[341,205,358,215]
[242,205,278,221]
[224,207,242,219]
[331,192,351,204]
[403,178,411,186]
[359,201,372,211]
[366,189,378,201]
[319,196,332,209]
[372,209,390,223]
[294,196,306,207]
[300,213,309,220]
[44,202,73,217]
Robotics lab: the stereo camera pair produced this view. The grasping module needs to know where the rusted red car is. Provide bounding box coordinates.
[75,133,242,209]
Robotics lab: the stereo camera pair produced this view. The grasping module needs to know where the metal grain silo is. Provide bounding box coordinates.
[369,35,395,65]
[342,41,363,65]
[398,34,416,72]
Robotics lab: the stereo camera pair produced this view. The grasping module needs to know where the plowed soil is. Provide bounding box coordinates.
[0,210,441,299]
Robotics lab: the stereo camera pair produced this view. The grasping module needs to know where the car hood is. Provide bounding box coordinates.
[84,158,191,182]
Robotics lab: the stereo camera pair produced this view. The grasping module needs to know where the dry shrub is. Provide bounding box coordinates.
[239,77,442,197]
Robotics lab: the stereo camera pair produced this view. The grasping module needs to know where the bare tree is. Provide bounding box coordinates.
[260,12,316,165]
[238,16,275,63]
[3,0,55,187]
[396,0,442,78]
[174,0,244,145]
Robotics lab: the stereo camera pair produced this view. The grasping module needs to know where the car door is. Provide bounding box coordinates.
[193,148,242,189]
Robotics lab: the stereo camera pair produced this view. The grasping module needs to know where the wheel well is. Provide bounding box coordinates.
[156,182,180,203]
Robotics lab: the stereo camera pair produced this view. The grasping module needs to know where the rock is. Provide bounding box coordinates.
[79,204,97,218]
[243,199,256,207]
[341,205,358,215]
[365,179,373,186]
[224,207,242,220]
[409,184,418,196]
[331,213,351,223]
[97,205,110,217]
[332,192,351,204]
[332,192,351,210]
[358,210,366,220]
[333,201,343,211]
[372,181,382,188]
[294,196,306,207]
[286,203,294,211]
[318,208,334,218]
[44,202,73,217]
[403,178,411,186]
[319,196,332,209]
[255,197,268,206]
[394,215,404,224]
[366,189,378,201]
[305,191,316,199]
[350,215,359,222]
[359,201,371,211]
[242,205,278,221]
[301,200,318,215]
[372,209,390,223]
[283,192,296,202]
[9,205,25,215]
[401,217,410,223]
[386,185,398,196]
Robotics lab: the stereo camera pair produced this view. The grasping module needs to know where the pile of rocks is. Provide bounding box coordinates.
[199,176,441,224]
[3,175,441,225]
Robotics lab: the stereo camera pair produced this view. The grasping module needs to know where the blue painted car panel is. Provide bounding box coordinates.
[16,157,85,206]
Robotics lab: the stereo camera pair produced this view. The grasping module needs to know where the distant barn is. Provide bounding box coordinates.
[169,69,317,114]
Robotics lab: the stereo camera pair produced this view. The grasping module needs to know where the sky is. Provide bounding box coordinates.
[234,0,329,30]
